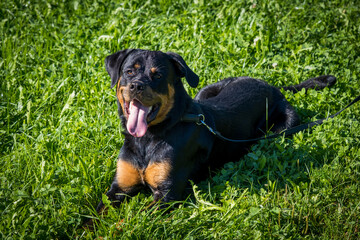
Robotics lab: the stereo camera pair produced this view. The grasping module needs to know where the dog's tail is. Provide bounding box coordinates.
[281,75,336,93]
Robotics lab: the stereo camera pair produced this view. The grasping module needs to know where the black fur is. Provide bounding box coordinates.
[95,49,336,214]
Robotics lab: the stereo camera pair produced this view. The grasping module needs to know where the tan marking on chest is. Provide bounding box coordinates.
[116,160,142,191]
[116,159,172,191]
[144,161,172,189]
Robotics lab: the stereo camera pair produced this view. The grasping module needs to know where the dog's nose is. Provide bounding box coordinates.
[129,82,145,93]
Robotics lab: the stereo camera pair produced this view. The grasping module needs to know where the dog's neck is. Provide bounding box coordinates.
[147,80,194,135]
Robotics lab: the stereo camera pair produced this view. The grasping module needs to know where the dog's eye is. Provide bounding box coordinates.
[126,70,134,75]
[153,73,162,79]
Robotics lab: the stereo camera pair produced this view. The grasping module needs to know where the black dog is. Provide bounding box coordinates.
[96,49,336,212]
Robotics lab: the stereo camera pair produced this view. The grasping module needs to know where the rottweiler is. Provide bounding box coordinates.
[96,49,336,212]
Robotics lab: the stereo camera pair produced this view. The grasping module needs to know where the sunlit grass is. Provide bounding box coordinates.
[1,0,359,239]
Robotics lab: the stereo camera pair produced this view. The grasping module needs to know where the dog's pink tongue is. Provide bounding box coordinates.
[127,100,149,137]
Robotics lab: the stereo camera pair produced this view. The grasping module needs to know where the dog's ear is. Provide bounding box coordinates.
[166,52,199,88]
[105,49,135,88]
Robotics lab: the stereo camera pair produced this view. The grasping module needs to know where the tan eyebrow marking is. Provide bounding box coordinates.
[150,67,157,73]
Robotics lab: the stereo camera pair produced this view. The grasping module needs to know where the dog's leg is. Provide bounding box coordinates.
[257,98,300,134]
[143,164,194,211]
[195,82,224,100]
[82,181,141,229]
[271,100,300,133]
[95,181,139,212]
[83,159,143,229]
[194,78,236,101]
[97,158,144,210]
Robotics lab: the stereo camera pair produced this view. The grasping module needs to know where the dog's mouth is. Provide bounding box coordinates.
[124,99,161,137]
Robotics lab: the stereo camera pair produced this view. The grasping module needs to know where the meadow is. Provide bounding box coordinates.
[1,0,360,239]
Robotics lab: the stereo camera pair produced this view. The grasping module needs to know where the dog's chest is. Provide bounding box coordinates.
[115,138,174,191]
[129,137,172,165]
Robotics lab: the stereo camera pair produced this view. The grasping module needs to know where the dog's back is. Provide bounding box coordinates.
[196,75,336,135]
[194,75,336,169]
[196,77,298,137]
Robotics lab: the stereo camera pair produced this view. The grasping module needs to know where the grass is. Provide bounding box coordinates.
[1,0,359,239]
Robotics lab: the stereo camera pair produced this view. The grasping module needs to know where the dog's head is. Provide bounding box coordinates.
[105,49,199,137]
